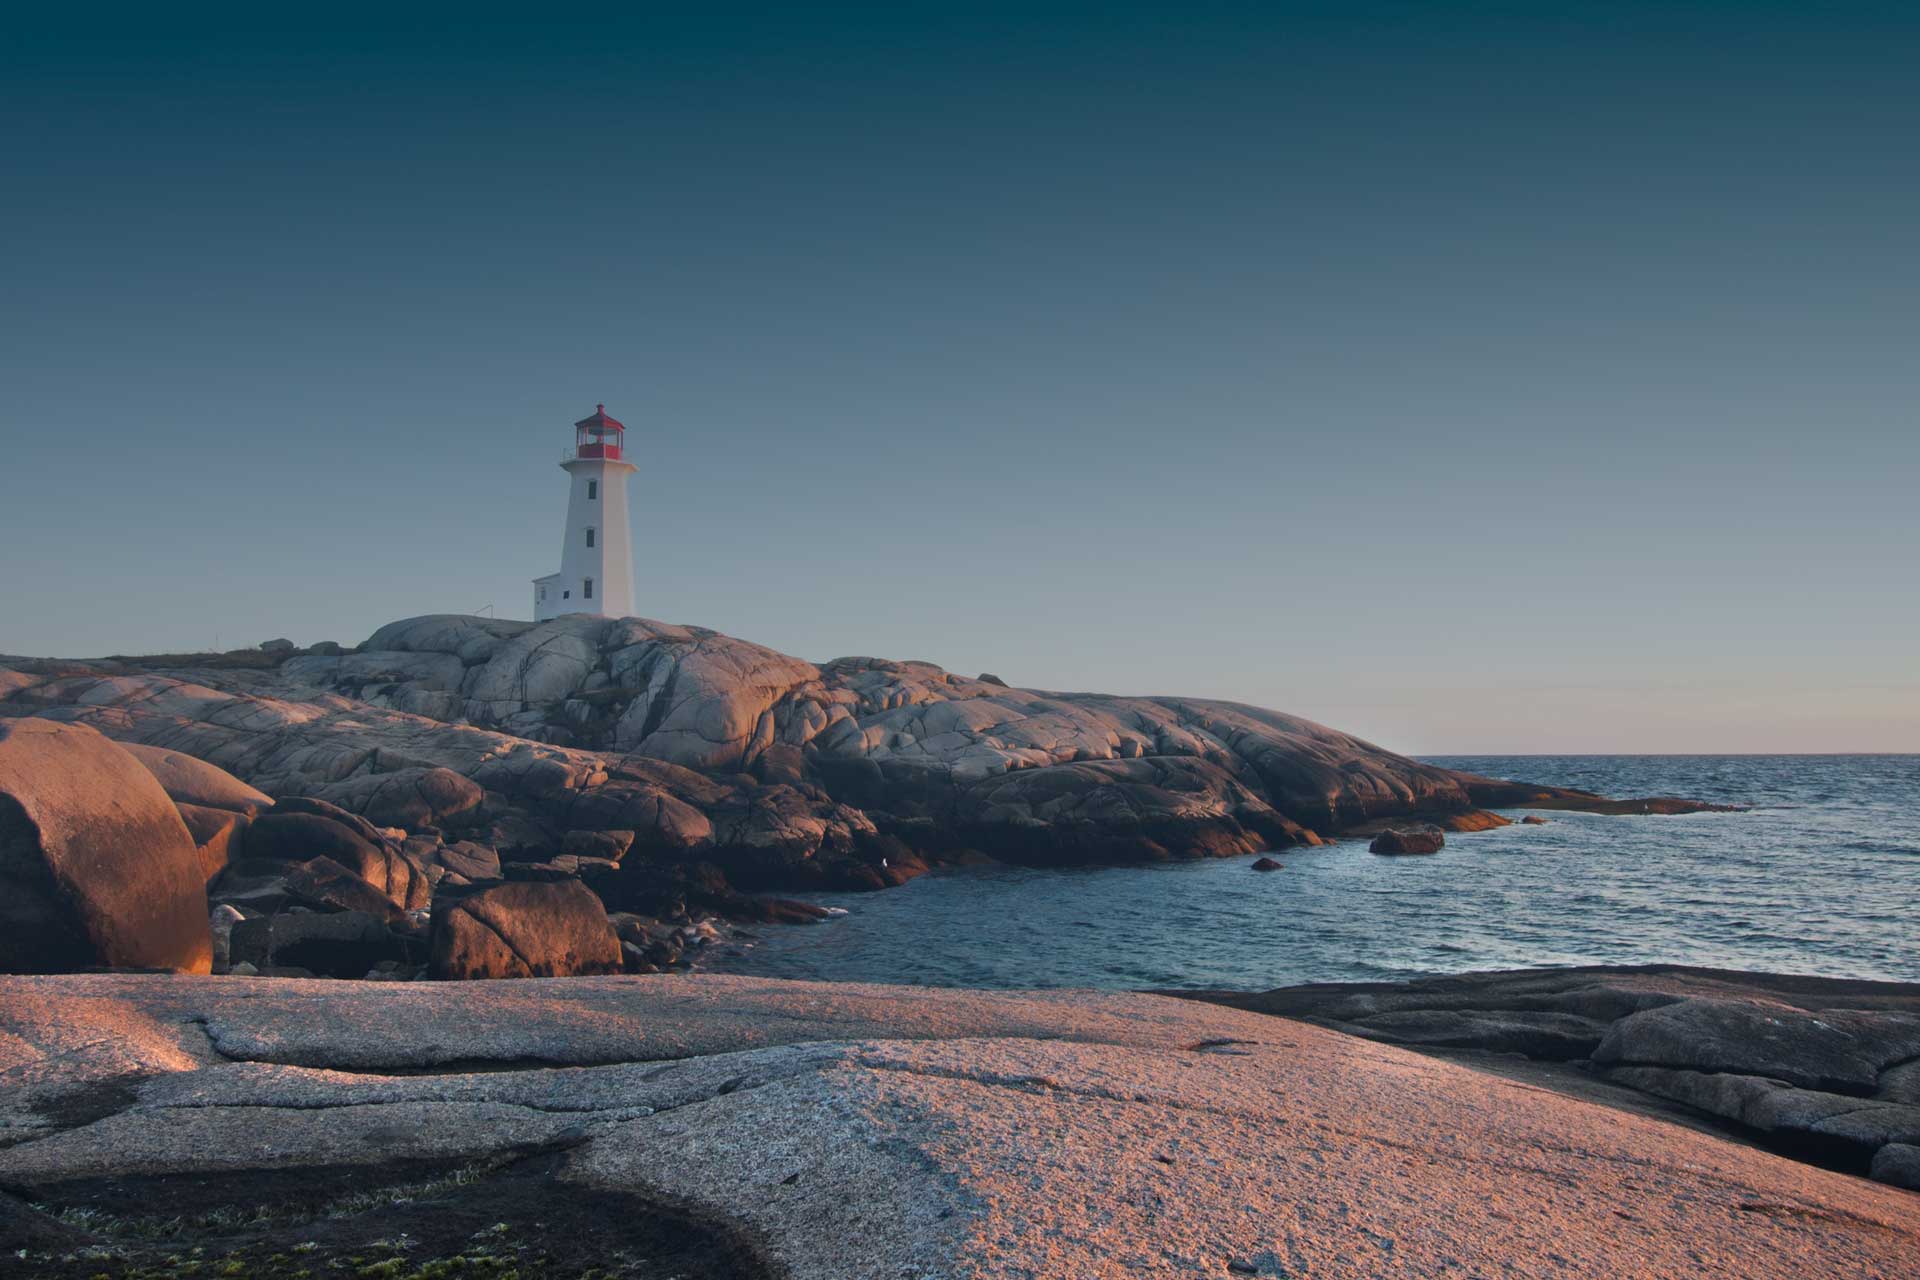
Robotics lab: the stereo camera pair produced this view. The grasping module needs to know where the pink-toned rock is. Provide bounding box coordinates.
[176,802,251,883]
[429,879,621,979]
[0,719,211,974]
[118,742,272,815]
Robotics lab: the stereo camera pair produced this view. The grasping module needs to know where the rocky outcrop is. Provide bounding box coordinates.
[0,612,1726,981]
[1,612,1695,892]
[0,974,1913,1279]
[0,719,211,974]
[1182,964,1920,1190]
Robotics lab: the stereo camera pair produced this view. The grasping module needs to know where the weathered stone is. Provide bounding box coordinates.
[269,796,392,845]
[1872,1142,1920,1190]
[1371,827,1445,855]
[303,766,484,831]
[436,840,503,883]
[0,719,211,974]
[429,879,621,979]
[176,802,251,883]
[1250,856,1283,871]
[284,857,410,923]
[1593,997,1920,1092]
[118,743,272,815]
[1,612,1717,886]
[0,973,1916,1278]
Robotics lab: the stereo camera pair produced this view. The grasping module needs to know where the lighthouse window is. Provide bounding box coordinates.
[584,578,594,600]
[587,480,597,500]
[585,527,595,547]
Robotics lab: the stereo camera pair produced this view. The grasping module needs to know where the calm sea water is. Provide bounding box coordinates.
[719,756,1920,989]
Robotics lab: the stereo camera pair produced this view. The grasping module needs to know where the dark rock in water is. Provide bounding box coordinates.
[730,897,833,925]
[1250,856,1283,871]
[230,910,414,978]
[430,879,621,979]
[0,718,211,974]
[1370,827,1445,855]
[1521,815,1550,825]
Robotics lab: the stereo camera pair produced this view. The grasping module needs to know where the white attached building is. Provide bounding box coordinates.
[533,404,638,621]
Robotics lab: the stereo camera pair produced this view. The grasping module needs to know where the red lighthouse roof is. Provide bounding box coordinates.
[574,403,624,432]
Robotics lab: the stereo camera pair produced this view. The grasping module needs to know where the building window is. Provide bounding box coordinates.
[587,480,597,500]
[585,527,595,548]
[538,586,546,600]
[562,590,570,599]
[584,578,594,600]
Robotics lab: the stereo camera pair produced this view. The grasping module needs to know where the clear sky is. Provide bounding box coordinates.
[2,3,1915,753]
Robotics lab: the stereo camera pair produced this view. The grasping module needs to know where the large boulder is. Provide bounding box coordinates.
[0,719,211,974]
[430,879,621,980]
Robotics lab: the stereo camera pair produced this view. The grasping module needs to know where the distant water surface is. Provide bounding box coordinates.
[717,755,1920,989]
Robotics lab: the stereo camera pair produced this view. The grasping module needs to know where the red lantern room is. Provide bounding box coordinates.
[574,404,625,460]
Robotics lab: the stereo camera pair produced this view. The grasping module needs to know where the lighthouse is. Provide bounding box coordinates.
[531,405,637,621]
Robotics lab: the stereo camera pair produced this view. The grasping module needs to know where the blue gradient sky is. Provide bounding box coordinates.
[3,3,1915,752]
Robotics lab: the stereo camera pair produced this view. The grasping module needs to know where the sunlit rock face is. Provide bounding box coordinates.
[287,613,1490,830]
[0,613,1570,881]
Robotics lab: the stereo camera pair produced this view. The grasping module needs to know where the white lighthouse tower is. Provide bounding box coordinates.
[532,405,637,621]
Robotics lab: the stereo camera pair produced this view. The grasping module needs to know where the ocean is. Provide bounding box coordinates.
[717,755,1920,990]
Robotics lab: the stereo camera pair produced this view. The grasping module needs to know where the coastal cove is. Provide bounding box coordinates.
[716,755,1920,990]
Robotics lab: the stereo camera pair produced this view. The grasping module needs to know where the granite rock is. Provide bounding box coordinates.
[0,718,211,974]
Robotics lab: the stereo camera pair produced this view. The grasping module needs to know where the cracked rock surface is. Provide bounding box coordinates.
[2,973,1914,1278]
